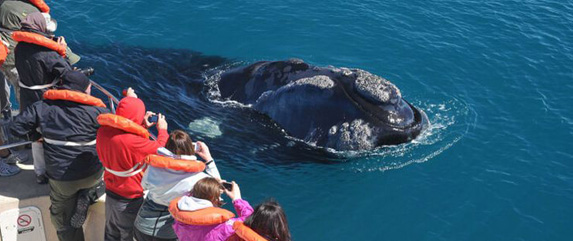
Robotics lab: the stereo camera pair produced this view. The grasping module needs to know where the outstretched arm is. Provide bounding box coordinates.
[195,141,221,178]
[225,182,254,218]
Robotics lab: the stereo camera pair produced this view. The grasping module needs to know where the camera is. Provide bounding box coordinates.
[78,67,95,76]
[222,182,233,191]
[192,142,201,152]
[147,115,158,123]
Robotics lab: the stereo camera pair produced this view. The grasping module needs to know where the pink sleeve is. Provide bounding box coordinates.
[207,199,254,241]
[233,199,254,219]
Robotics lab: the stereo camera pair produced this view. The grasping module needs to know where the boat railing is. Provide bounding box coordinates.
[0,79,155,151]
[89,80,120,114]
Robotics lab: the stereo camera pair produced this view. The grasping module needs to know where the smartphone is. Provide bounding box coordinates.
[147,115,158,123]
[193,142,201,152]
[222,182,233,191]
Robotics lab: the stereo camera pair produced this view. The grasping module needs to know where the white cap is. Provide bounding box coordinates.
[41,13,58,33]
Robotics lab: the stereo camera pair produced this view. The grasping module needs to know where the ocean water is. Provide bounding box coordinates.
[43,0,573,240]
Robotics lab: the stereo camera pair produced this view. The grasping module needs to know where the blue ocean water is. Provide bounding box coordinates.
[47,0,573,240]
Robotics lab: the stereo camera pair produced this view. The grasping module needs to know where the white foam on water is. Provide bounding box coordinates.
[188,117,223,138]
[203,63,255,109]
[343,97,473,173]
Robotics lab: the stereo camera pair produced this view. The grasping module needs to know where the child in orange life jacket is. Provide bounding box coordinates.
[171,178,254,241]
[133,130,222,241]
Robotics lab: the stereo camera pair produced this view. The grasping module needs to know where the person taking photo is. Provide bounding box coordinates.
[96,88,169,241]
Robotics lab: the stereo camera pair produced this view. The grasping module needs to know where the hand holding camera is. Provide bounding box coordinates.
[222,181,241,201]
[222,181,233,191]
[56,36,67,48]
[194,141,212,162]
[143,111,156,128]
[147,114,158,124]
[143,112,167,130]
[79,67,95,76]
[156,114,168,130]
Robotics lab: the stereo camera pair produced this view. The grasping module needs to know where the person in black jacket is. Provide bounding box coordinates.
[10,70,109,241]
[12,11,75,183]
[13,11,73,110]
[1,0,83,117]
[0,1,81,171]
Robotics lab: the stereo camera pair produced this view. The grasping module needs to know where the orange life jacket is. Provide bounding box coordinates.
[144,155,206,173]
[12,31,66,57]
[169,196,236,226]
[28,0,50,13]
[0,42,8,65]
[97,113,150,139]
[43,89,106,108]
[232,221,268,241]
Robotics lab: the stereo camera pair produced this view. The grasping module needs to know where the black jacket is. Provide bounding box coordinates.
[0,0,42,67]
[10,96,110,181]
[14,41,72,109]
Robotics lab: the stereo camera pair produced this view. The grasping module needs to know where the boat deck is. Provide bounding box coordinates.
[0,150,105,241]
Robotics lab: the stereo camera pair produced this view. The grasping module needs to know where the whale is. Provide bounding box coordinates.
[73,44,428,151]
[216,59,429,151]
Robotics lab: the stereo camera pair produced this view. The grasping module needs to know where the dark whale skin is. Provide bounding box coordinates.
[217,59,429,151]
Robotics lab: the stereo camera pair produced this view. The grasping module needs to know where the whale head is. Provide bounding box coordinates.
[323,68,428,150]
[217,59,429,151]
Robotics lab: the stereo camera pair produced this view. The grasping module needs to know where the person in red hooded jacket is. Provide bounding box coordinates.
[96,88,168,241]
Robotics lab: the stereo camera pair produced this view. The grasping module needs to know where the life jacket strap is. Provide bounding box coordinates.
[105,163,147,177]
[43,138,96,146]
[19,79,58,90]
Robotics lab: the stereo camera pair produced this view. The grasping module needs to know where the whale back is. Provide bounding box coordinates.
[219,59,311,104]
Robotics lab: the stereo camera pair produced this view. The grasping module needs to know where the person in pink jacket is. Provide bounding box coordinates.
[172,177,253,241]
[228,200,292,241]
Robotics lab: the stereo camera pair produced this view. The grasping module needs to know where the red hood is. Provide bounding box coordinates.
[116,97,146,126]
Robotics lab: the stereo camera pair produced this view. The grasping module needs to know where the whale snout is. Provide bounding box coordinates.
[374,101,429,146]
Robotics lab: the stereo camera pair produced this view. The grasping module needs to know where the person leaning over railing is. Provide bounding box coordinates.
[0,0,60,176]
[9,70,108,241]
[133,130,222,241]
[13,11,81,110]
[96,88,169,241]
[0,0,81,118]
[12,11,83,184]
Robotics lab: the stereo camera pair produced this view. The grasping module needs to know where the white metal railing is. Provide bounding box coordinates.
[89,80,119,113]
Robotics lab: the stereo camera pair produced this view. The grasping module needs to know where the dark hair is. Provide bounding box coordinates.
[191,177,223,207]
[244,200,291,241]
[165,130,195,155]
